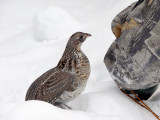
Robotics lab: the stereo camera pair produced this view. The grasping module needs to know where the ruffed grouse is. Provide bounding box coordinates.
[25,32,91,108]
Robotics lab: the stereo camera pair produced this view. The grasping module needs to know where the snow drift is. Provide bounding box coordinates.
[1,0,160,120]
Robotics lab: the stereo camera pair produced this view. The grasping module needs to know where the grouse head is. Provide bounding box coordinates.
[67,32,91,50]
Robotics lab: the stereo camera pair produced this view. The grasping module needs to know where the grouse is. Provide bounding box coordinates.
[26,32,91,108]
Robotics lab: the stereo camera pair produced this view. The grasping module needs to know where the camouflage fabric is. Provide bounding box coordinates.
[104,0,160,90]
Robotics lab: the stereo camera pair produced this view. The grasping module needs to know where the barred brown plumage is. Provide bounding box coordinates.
[25,32,91,109]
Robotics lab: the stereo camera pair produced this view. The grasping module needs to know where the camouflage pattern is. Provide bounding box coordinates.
[104,0,160,90]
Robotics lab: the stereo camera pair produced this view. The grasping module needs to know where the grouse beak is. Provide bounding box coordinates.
[85,33,92,37]
[83,33,92,40]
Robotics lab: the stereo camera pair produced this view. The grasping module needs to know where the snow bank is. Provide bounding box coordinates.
[68,81,157,120]
[9,101,92,120]
[1,0,160,120]
[34,6,84,42]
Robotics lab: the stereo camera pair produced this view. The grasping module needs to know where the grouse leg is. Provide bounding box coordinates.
[54,102,72,109]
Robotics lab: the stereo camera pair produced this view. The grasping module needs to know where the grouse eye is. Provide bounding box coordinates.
[80,35,83,39]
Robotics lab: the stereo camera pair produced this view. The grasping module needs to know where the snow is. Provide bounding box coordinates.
[8,101,92,120]
[34,6,84,42]
[1,0,160,120]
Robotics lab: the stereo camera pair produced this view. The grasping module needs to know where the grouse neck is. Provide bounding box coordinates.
[65,43,82,52]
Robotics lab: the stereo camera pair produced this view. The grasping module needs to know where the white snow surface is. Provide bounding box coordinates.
[1,0,160,120]
[34,6,84,42]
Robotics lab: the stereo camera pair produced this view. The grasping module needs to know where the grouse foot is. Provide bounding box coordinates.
[54,102,72,109]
